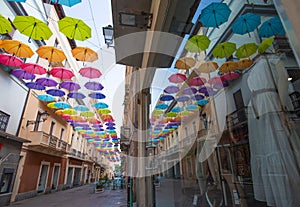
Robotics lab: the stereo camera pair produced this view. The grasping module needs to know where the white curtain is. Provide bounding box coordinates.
[247,57,300,207]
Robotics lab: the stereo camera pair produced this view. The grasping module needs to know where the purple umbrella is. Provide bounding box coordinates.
[11,69,35,80]
[68,92,86,99]
[105,122,115,126]
[204,91,217,97]
[46,88,65,97]
[192,94,205,101]
[60,81,81,91]
[36,77,58,87]
[160,95,174,101]
[106,126,116,130]
[199,86,214,94]
[176,95,190,102]
[182,87,197,95]
[88,92,106,99]
[213,81,229,89]
[25,82,45,90]
[164,86,179,94]
[84,81,104,91]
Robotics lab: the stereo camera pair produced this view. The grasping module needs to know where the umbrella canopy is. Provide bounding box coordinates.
[62,109,77,115]
[11,69,35,80]
[47,102,58,109]
[68,92,86,99]
[50,67,74,80]
[165,112,177,118]
[58,17,91,41]
[168,73,186,83]
[71,46,98,62]
[36,46,66,63]
[185,35,210,53]
[84,81,103,91]
[176,96,190,102]
[164,86,179,94]
[197,99,209,106]
[46,88,65,97]
[152,110,164,115]
[237,59,254,70]
[155,103,168,110]
[1,40,34,58]
[171,107,183,113]
[212,42,236,58]
[189,77,207,86]
[213,81,229,90]
[79,67,102,79]
[51,0,81,7]
[13,16,52,41]
[222,72,239,81]
[175,57,196,70]
[60,81,80,91]
[54,101,71,109]
[199,86,214,94]
[208,76,224,85]
[74,105,89,111]
[232,13,261,36]
[219,61,238,73]
[98,109,111,115]
[160,95,174,101]
[258,17,285,38]
[88,92,105,99]
[0,53,23,67]
[37,94,55,102]
[35,77,58,87]
[199,2,231,28]
[192,94,205,101]
[20,63,47,75]
[7,0,26,2]
[0,14,12,34]
[258,37,274,54]
[195,61,218,73]
[235,43,258,59]
[186,104,199,111]
[94,102,108,109]
[80,111,95,117]
[182,87,198,95]
[25,82,45,90]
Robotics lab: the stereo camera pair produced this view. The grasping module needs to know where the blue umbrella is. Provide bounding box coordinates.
[7,0,26,2]
[51,0,81,7]
[258,17,285,38]
[46,88,65,97]
[26,82,45,90]
[176,96,190,102]
[186,104,199,111]
[54,101,71,109]
[192,94,205,101]
[68,92,86,99]
[171,106,183,113]
[197,99,209,106]
[160,95,174,101]
[88,92,106,99]
[199,2,231,28]
[37,94,55,102]
[155,103,168,110]
[94,102,109,109]
[74,105,89,111]
[232,13,261,36]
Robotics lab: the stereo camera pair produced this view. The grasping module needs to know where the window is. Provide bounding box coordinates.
[60,128,65,140]
[0,111,9,132]
[71,133,75,146]
[0,168,14,194]
[34,111,42,131]
[185,127,188,138]
[49,121,55,137]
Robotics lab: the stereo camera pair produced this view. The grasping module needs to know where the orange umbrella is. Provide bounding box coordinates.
[175,57,196,70]
[101,114,114,122]
[69,115,86,122]
[55,109,64,115]
[36,46,66,63]
[1,40,34,58]
[71,47,98,62]
[86,117,100,123]
[219,61,238,73]
[237,59,254,70]
[195,61,218,73]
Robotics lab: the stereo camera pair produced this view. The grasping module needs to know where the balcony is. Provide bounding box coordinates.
[69,148,87,160]
[226,107,248,143]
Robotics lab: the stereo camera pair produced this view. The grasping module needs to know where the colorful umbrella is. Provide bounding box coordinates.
[1,40,34,58]
[11,69,35,80]
[232,13,261,36]
[13,16,53,42]
[36,46,66,63]
[171,107,183,113]
[180,110,192,116]
[199,2,231,28]
[68,92,86,99]
[168,73,186,83]
[47,102,58,109]
[79,67,102,79]
[20,63,47,75]
[195,61,218,74]
[221,72,239,81]
[197,99,209,106]
[54,101,71,109]
[84,81,103,91]
[165,112,177,118]
[60,81,80,91]
[98,109,111,115]
[37,94,55,102]
[7,0,26,2]
[258,37,274,54]
[182,87,198,95]
[62,109,77,115]
[160,95,174,101]
[0,14,12,34]
[185,35,210,53]
[213,81,229,90]
[71,46,98,62]
[175,57,196,70]
[74,105,89,111]
[164,86,179,94]
[55,109,64,115]
[176,96,190,102]
[155,103,168,110]
[88,92,105,99]
[35,77,58,87]
[0,53,23,67]
[46,88,65,97]
[212,42,236,58]
[235,43,258,59]
[258,17,285,38]
[237,59,254,70]
[152,110,164,115]
[80,111,95,117]
[25,82,45,90]
[189,77,207,86]
[50,67,74,80]
[199,86,214,94]
[208,76,224,85]
[192,94,205,101]
[186,104,199,111]
[58,17,91,41]
[51,0,81,7]
[219,61,238,73]
[94,102,108,109]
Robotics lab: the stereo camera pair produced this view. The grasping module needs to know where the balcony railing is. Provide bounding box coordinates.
[226,107,248,142]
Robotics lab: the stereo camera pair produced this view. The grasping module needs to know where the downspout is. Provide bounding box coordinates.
[16,88,30,137]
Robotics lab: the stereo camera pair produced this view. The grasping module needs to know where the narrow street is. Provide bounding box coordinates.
[8,185,127,207]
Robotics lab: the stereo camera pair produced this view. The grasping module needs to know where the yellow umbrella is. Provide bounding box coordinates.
[219,61,238,73]
[1,40,34,58]
[237,59,254,70]
[80,111,95,117]
[36,46,66,63]
[71,47,98,62]
[152,110,164,116]
[47,102,58,109]
[98,109,111,115]
[195,61,218,73]
[175,57,196,70]
[63,109,77,115]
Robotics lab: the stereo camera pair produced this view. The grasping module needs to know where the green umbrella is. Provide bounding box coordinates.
[165,112,177,118]
[58,17,91,41]
[235,43,258,59]
[0,15,12,34]
[258,37,274,54]
[185,35,211,53]
[13,16,53,42]
[212,42,236,58]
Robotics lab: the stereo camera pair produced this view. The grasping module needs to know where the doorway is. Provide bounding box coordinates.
[37,164,49,193]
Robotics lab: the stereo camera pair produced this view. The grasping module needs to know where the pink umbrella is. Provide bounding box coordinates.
[168,73,186,83]
[207,76,225,85]
[222,72,239,81]
[0,53,23,67]
[189,77,207,86]
[50,67,74,80]
[79,67,102,79]
[20,63,47,75]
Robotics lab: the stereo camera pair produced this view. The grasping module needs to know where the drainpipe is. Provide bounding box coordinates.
[16,88,30,137]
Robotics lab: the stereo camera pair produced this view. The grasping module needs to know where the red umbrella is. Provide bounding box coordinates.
[189,77,207,86]
[0,53,23,67]
[79,67,102,79]
[207,76,224,85]
[50,67,74,80]
[20,63,47,75]
[168,73,186,83]
[222,72,239,81]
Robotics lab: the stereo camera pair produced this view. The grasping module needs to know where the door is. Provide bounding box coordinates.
[66,167,73,187]
[73,168,81,186]
[38,164,49,193]
[51,165,60,190]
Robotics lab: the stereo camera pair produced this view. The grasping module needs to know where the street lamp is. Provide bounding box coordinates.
[102,25,114,48]
[26,111,49,127]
